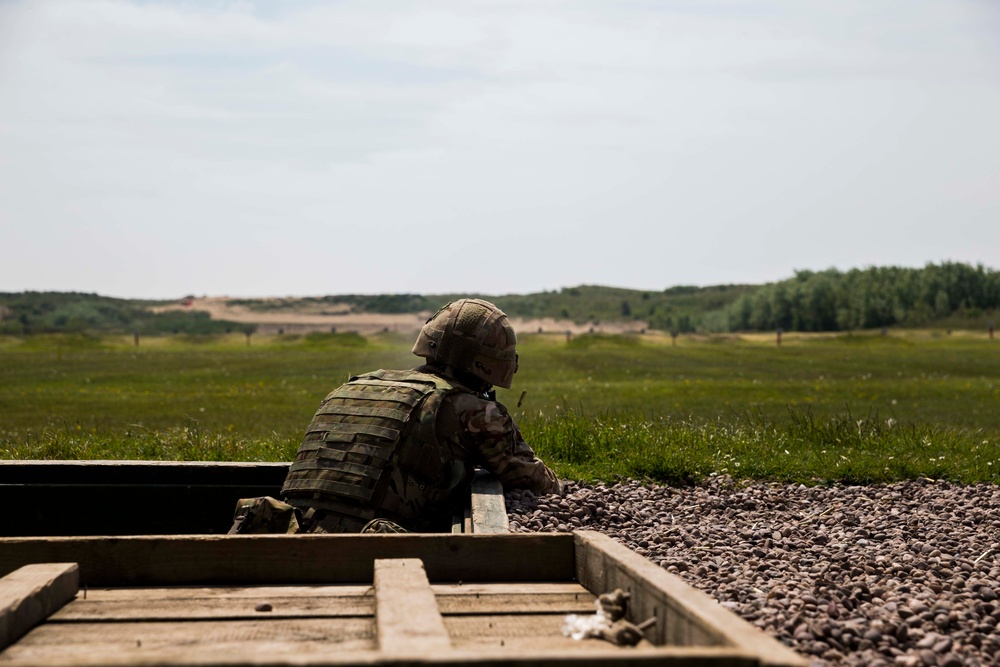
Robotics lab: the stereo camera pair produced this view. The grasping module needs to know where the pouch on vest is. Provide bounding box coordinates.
[228,496,302,534]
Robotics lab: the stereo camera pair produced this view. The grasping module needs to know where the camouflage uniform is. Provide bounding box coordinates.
[280,364,558,533]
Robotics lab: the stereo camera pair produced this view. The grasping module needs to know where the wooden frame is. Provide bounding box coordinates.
[0,532,804,666]
[0,461,804,665]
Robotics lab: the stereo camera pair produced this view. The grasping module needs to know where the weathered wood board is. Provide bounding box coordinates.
[0,534,576,586]
[468,473,510,533]
[0,563,79,651]
[49,583,597,622]
[374,558,451,653]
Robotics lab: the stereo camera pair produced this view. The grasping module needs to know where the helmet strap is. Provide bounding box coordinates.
[440,363,492,395]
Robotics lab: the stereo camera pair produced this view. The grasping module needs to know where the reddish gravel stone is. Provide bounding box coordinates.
[505,476,1000,667]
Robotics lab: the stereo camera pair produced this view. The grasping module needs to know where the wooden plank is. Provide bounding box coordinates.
[433,582,596,615]
[11,618,374,646]
[446,617,757,664]
[374,559,450,654]
[469,473,509,534]
[52,582,596,622]
[62,584,373,601]
[0,533,575,587]
[0,643,763,667]
[437,592,595,615]
[574,531,806,667]
[0,563,79,651]
[431,582,596,616]
[445,613,617,650]
[50,592,373,621]
[60,581,595,606]
[431,582,589,595]
[2,618,375,663]
[440,648,760,667]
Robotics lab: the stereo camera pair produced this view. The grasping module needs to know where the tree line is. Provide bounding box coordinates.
[3,263,997,335]
[713,263,1000,332]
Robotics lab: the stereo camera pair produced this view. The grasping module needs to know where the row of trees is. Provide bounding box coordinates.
[4,264,997,335]
[714,263,1000,332]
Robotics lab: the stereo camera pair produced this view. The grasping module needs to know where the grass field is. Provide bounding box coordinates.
[1,330,997,484]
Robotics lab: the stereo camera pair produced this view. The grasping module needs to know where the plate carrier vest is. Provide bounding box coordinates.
[280,369,467,526]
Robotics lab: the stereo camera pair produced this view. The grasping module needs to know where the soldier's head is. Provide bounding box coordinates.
[412,299,518,389]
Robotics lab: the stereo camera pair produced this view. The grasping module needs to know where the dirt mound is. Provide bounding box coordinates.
[151,297,649,336]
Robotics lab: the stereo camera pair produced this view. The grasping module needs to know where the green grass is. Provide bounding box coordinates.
[1,331,997,485]
[521,409,994,485]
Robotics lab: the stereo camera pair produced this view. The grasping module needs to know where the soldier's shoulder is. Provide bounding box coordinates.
[445,392,513,435]
[445,390,491,412]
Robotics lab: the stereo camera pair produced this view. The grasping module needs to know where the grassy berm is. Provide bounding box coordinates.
[1,330,997,485]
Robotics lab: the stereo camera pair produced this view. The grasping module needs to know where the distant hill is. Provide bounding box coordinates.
[0,292,248,335]
[2,263,997,335]
[225,284,754,333]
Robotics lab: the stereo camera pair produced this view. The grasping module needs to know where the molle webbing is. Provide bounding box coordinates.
[281,371,450,514]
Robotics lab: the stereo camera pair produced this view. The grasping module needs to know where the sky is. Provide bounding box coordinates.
[1,0,998,300]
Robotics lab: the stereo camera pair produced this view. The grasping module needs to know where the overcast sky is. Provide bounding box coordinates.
[1,0,998,299]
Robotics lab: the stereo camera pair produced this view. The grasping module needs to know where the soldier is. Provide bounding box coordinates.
[272,298,560,534]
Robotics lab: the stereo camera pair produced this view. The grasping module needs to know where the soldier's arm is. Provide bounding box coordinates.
[452,393,561,495]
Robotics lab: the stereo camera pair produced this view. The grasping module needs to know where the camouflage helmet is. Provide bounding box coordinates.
[412,299,518,389]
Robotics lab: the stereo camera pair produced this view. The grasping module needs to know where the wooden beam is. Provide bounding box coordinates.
[0,534,575,587]
[374,559,451,654]
[433,582,595,615]
[469,473,509,534]
[573,531,806,667]
[431,583,589,596]
[50,585,596,621]
[0,644,767,666]
[4,618,375,663]
[0,563,79,651]
[53,584,373,601]
[50,588,373,621]
[462,504,473,534]
[438,593,595,616]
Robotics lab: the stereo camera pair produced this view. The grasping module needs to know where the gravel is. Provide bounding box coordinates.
[505,476,1000,667]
